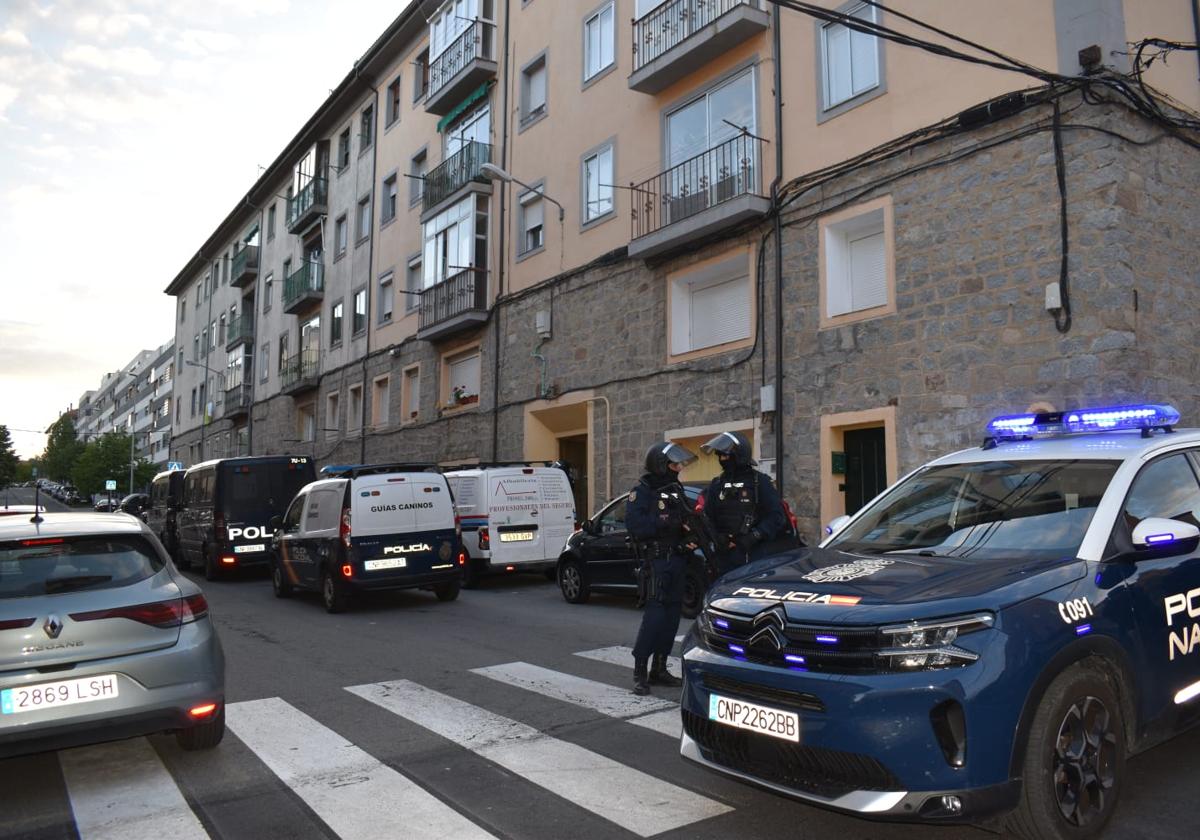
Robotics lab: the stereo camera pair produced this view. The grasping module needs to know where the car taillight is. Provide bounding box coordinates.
[0,618,35,631]
[181,593,208,622]
[340,507,352,549]
[189,702,218,718]
[458,551,467,566]
[454,515,462,539]
[479,527,490,550]
[342,564,353,578]
[214,511,227,542]
[72,598,188,629]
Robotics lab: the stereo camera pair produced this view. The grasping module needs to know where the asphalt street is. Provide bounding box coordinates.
[1,487,1197,839]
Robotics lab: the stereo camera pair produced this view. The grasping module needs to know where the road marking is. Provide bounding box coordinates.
[346,679,730,837]
[471,661,681,737]
[574,645,682,673]
[59,738,209,840]
[226,697,494,840]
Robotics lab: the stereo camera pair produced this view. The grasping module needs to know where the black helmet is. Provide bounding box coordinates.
[701,431,755,468]
[644,442,697,477]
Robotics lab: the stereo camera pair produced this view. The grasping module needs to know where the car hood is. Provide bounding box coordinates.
[706,545,1085,625]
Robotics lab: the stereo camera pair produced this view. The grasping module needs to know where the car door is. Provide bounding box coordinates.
[275,492,311,588]
[587,497,637,586]
[1116,451,1200,728]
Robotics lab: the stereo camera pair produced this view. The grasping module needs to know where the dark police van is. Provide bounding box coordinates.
[682,404,1200,839]
[145,469,184,556]
[176,456,315,580]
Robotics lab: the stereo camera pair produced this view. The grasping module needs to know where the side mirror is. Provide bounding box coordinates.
[270,515,282,532]
[824,515,852,538]
[580,519,595,534]
[1131,518,1200,553]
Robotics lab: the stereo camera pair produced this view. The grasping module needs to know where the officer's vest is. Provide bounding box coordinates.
[639,479,687,556]
[710,474,758,536]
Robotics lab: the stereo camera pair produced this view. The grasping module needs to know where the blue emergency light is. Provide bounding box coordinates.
[985,403,1180,441]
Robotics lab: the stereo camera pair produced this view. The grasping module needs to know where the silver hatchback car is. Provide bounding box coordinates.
[0,512,225,757]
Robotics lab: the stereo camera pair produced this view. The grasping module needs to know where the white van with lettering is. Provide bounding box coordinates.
[445,464,576,587]
[269,464,463,613]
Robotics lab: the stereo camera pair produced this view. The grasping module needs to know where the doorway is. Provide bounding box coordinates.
[842,427,886,515]
[558,434,589,523]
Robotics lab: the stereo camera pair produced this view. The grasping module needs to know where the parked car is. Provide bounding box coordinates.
[146,470,185,560]
[270,464,463,612]
[118,493,151,518]
[93,499,118,513]
[0,505,45,518]
[0,512,225,758]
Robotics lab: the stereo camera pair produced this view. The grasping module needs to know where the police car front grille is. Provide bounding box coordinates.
[682,709,901,797]
[702,613,883,673]
[701,675,825,713]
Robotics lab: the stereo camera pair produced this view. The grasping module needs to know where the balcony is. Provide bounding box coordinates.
[425,21,497,115]
[422,141,493,220]
[628,132,769,260]
[225,313,254,351]
[280,349,319,396]
[286,177,328,234]
[283,260,324,314]
[223,383,251,419]
[230,246,259,288]
[629,0,769,94]
[417,269,488,341]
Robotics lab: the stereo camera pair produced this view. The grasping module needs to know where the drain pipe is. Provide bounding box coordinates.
[492,0,513,461]
[771,3,785,495]
[356,62,380,464]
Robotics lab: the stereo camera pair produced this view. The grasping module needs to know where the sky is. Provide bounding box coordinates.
[0,0,414,459]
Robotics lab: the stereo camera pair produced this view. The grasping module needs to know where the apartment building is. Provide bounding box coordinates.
[165,0,1200,535]
[75,340,175,466]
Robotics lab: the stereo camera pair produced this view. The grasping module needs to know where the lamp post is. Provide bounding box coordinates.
[479,163,566,222]
[184,359,225,461]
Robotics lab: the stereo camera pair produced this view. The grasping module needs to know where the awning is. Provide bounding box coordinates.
[436,82,491,133]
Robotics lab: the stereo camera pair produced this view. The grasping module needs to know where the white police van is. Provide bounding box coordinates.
[445,464,576,587]
[270,464,462,612]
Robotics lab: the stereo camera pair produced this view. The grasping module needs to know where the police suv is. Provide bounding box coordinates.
[682,404,1200,839]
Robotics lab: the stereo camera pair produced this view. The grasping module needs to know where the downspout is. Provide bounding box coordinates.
[771,3,785,495]
[1193,0,1200,82]
[201,251,214,462]
[492,0,512,461]
[246,198,264,456]
[357,62,381,463]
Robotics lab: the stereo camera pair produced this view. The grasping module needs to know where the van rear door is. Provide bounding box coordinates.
[536,469,576,561]
[485,468,573,566]
[350,474,456,575]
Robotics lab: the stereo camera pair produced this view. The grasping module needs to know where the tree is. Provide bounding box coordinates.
[71,433,159,497]
[43,415,84,481]
[0,425,17,487]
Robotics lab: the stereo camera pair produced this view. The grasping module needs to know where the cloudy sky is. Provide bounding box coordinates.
[0,0,413,458]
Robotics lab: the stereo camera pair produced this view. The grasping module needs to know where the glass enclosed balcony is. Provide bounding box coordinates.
[282,260,325,314]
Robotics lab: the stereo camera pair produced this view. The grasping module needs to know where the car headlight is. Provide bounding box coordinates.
[879,613,994,670]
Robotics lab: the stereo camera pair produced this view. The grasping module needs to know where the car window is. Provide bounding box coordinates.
[1122,454,1200,530]
[282,495,305,533]
[307,488,343,531]
[599,499,626,533]
[0,536,163,599]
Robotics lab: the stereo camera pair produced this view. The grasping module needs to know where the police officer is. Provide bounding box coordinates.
[627,441,698,696]
[700,432,787,575]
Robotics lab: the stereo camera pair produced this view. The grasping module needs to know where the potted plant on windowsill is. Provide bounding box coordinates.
[448,385,479,408]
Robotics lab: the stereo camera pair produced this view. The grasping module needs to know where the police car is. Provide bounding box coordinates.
[681,404,1200,839]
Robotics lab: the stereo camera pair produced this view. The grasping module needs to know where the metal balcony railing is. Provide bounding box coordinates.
[632,0,758,70]
[286,177,328,231]
[280,349,319,392]
[423,141,492,213]
[223,383,251,416]
[419,269,487,331]
[282,260,325,312]
[230,246,259,286]
[428,21,495,99]
[226,313,254,349]
[631,132,761,240]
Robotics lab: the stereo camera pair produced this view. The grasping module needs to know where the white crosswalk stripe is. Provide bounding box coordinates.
[58,738,210,840]
[471,661,682,738]
[345,678,731,837]
[574,645,682,673]
[225,697,495,840]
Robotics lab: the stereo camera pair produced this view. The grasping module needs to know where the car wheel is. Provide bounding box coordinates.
[176,706,225,751]
[434,577,461,602]
[681,563,707,619]
[558,558,590,604]
[321,568,350,613]
[462,559,482,589]
[271,559,293,599]
[203,547,220,581]
[1007,662,1125,840]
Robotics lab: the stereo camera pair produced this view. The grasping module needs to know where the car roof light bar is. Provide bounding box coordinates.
[983,403,1179,448]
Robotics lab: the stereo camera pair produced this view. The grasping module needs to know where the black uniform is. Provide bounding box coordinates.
[700,432,789,576]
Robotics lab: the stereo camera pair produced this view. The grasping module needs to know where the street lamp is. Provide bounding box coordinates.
[479,163,565,222]
[184,359,226,462]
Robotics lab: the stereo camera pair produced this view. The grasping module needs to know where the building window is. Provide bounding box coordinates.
[360,103,374,151]
[190,388,197,417]
[194,283,200,309]
[326,392,340,439]
[193,335,199,362]
[520,53,548,126]
[179,300,186,324]
[381,174,398,225]
[278,333,289,376]
[666,68,756,200]
[331,300,344,346]
[338,129,351,172]
[518,187,544,257]
[584,2,615,82]
[412,48,429,102]
[297,403,315,443]
[443,348,481,408]
[263,273,273,312]
[386,76,402,126]
[422,195,481,288]
[353,289,367,334]
[372,376,390,428]
[209,321,217,350]
[218,313,226,345]
[335,215,348,258]
[260,342,270,382]
[378,272,394,323]
[409,148,427,205]
[819,196,894,325]
[669,251,752,357]
[348,384,363,432]
[406,255,422,312]
[357,196,371,243]
[582,144,613,223]
[820,2,881,112]
[402,365,420,423]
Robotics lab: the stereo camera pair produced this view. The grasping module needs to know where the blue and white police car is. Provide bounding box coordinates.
[681,404,1200,839]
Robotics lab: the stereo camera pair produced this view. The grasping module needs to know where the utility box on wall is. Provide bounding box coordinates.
[831,451,847,475]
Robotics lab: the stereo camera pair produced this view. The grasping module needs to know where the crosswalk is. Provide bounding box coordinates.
[19,639,733,839]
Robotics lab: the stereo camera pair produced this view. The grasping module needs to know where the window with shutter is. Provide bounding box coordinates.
[668,252,752,357]
[820,2,882,114]
[819,196,894,326]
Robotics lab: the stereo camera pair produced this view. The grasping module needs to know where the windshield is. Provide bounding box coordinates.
[828,459,1119,560]
[0,536,164,599]
[221,461,314,520]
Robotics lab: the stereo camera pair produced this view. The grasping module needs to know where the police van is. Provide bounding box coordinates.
[681,404,1200,839]
[445,464,576,587]
[269,464,462,613]
[176,456,316,580]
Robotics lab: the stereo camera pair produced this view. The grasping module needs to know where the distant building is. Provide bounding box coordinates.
[74,340,175,466]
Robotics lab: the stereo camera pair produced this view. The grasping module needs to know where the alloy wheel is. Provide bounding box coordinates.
[560,565,581,600]
[1053,695,1117,828]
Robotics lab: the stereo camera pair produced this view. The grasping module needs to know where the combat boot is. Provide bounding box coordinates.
[649,654,681,687]
[632,660,650,695]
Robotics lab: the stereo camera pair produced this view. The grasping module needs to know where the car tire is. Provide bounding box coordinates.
[558,558,590,604]
[1007,662,1126,840]
[271,559,293,599]
[203,546,220,582]
[322,568,350,613]
[681,563,707,619]
[176,706,225,751]
[434,577,461,602]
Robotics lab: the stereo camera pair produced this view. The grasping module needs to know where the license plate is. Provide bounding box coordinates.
[365,557,408,571]
[708,692,799,743]
[234,543,265,554]
[499,531,534,542]
[2,674,119,715]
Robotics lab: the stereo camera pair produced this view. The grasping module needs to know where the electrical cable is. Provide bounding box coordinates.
[1052,99,1072,333]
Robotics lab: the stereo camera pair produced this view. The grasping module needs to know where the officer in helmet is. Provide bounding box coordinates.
[627,441,698,695]
[700,431,787,575]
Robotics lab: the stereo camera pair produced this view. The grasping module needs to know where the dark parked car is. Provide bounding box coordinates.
[93,499,118,513]
[118,493,151,518]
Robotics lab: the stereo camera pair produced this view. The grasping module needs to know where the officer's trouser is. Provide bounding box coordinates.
[633,553,686,660]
